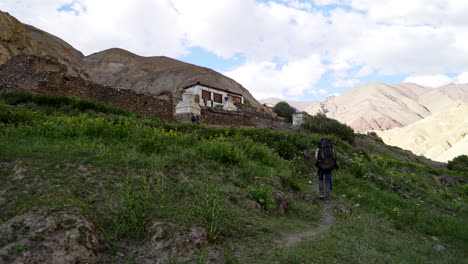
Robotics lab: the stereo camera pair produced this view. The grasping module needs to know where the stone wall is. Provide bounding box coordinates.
[0,54,289,129]
[201,107,289,130]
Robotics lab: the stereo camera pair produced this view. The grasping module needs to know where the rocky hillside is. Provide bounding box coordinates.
[82,48,261,106]
[0,11,89,80]
[376,103,468,162]
[0,11,42,64]
[305,82,468,132]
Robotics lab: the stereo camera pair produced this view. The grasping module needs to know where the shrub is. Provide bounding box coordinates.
[249,184,276,211]
[192,190,237,242]
[273,102,296,122]
[366,131,384,143]
[109,175,157,240]
[0,103,35,125]
[301,113,355,144]
[448,155,468,173]
[200,141,244,164]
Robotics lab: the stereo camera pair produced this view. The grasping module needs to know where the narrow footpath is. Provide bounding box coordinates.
[281,198,340,248]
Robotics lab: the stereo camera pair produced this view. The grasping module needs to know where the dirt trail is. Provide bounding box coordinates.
[281,198,340,248]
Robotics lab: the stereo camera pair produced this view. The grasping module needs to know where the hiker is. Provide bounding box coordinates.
[315,138,338,198]
[191,115,200,124]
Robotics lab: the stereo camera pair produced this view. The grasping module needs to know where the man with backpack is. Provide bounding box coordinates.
[315,138,338,198]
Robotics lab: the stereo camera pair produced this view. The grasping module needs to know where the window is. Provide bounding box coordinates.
[213,93,222,103]
[202,90,211,100]
[229,95,242,104]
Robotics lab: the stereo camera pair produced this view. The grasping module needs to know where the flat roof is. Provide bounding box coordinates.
[183,82,243,97]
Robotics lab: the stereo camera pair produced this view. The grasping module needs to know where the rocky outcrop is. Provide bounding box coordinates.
[0,211,101,264]
[0,11,89,80]
[82,48,261,107]
[0,11,43,65]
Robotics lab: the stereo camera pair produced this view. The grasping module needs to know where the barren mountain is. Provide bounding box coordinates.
[305,82,433,132]
[82,48,261,106]
[259,97,317,111]
[0,11,89,79]
[376,103,468,162]
[0,11,43,64]
[305,82,468,133]
[437,83,468,101]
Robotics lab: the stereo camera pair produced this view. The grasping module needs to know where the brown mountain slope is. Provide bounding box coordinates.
[0,11,43,64]
[0,11,89,79]
[305,81,468,133]
[305,82,432,132]
[82,48,261,106]
[25,25,89,79]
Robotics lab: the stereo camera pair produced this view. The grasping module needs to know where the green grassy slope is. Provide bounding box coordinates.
[0,93,467,263]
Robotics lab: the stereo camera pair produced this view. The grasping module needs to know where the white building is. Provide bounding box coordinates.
[292,112,309,126]
[183,82,244,107]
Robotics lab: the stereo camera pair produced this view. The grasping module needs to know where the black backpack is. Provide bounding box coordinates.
[317,138,336,170]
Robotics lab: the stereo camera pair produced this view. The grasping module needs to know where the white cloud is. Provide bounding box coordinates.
[403,74,453,87]
[404,71,468,87]
[456,72,468,83]
[224,54,326,99]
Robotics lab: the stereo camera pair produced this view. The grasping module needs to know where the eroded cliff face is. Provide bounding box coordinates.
[0,11,44,65]
[0,11,90,80]
[82,48,261,107]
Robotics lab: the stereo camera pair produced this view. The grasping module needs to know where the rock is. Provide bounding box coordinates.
[331,203,351,214]
[303,194,316,203]
[434,244,445,252]
[12,160,27,181]
[242,198,262,211]
[273,192,290,214]
[0,211,101,264]
[149,222,207,262]
[433,175,463,187]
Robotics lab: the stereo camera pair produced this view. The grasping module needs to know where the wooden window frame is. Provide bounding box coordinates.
[213,93,223,103]
[229,95,242,104]
[202,90,211,100]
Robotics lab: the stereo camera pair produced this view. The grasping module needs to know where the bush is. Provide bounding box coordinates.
[448,155,468,173]
[273,102,296,123]
[301,113,355,144]
[192,190,237,242]
[249,184,276,211]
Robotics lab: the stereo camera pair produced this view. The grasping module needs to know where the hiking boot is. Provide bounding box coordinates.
[319,190,324,198]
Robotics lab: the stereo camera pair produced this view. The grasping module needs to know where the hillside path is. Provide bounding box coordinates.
[280,198,340,248]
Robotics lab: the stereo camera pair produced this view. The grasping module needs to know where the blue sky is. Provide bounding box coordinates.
[1,0,468,101]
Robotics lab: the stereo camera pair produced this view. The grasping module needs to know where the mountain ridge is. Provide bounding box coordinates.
[305,81,468,133]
